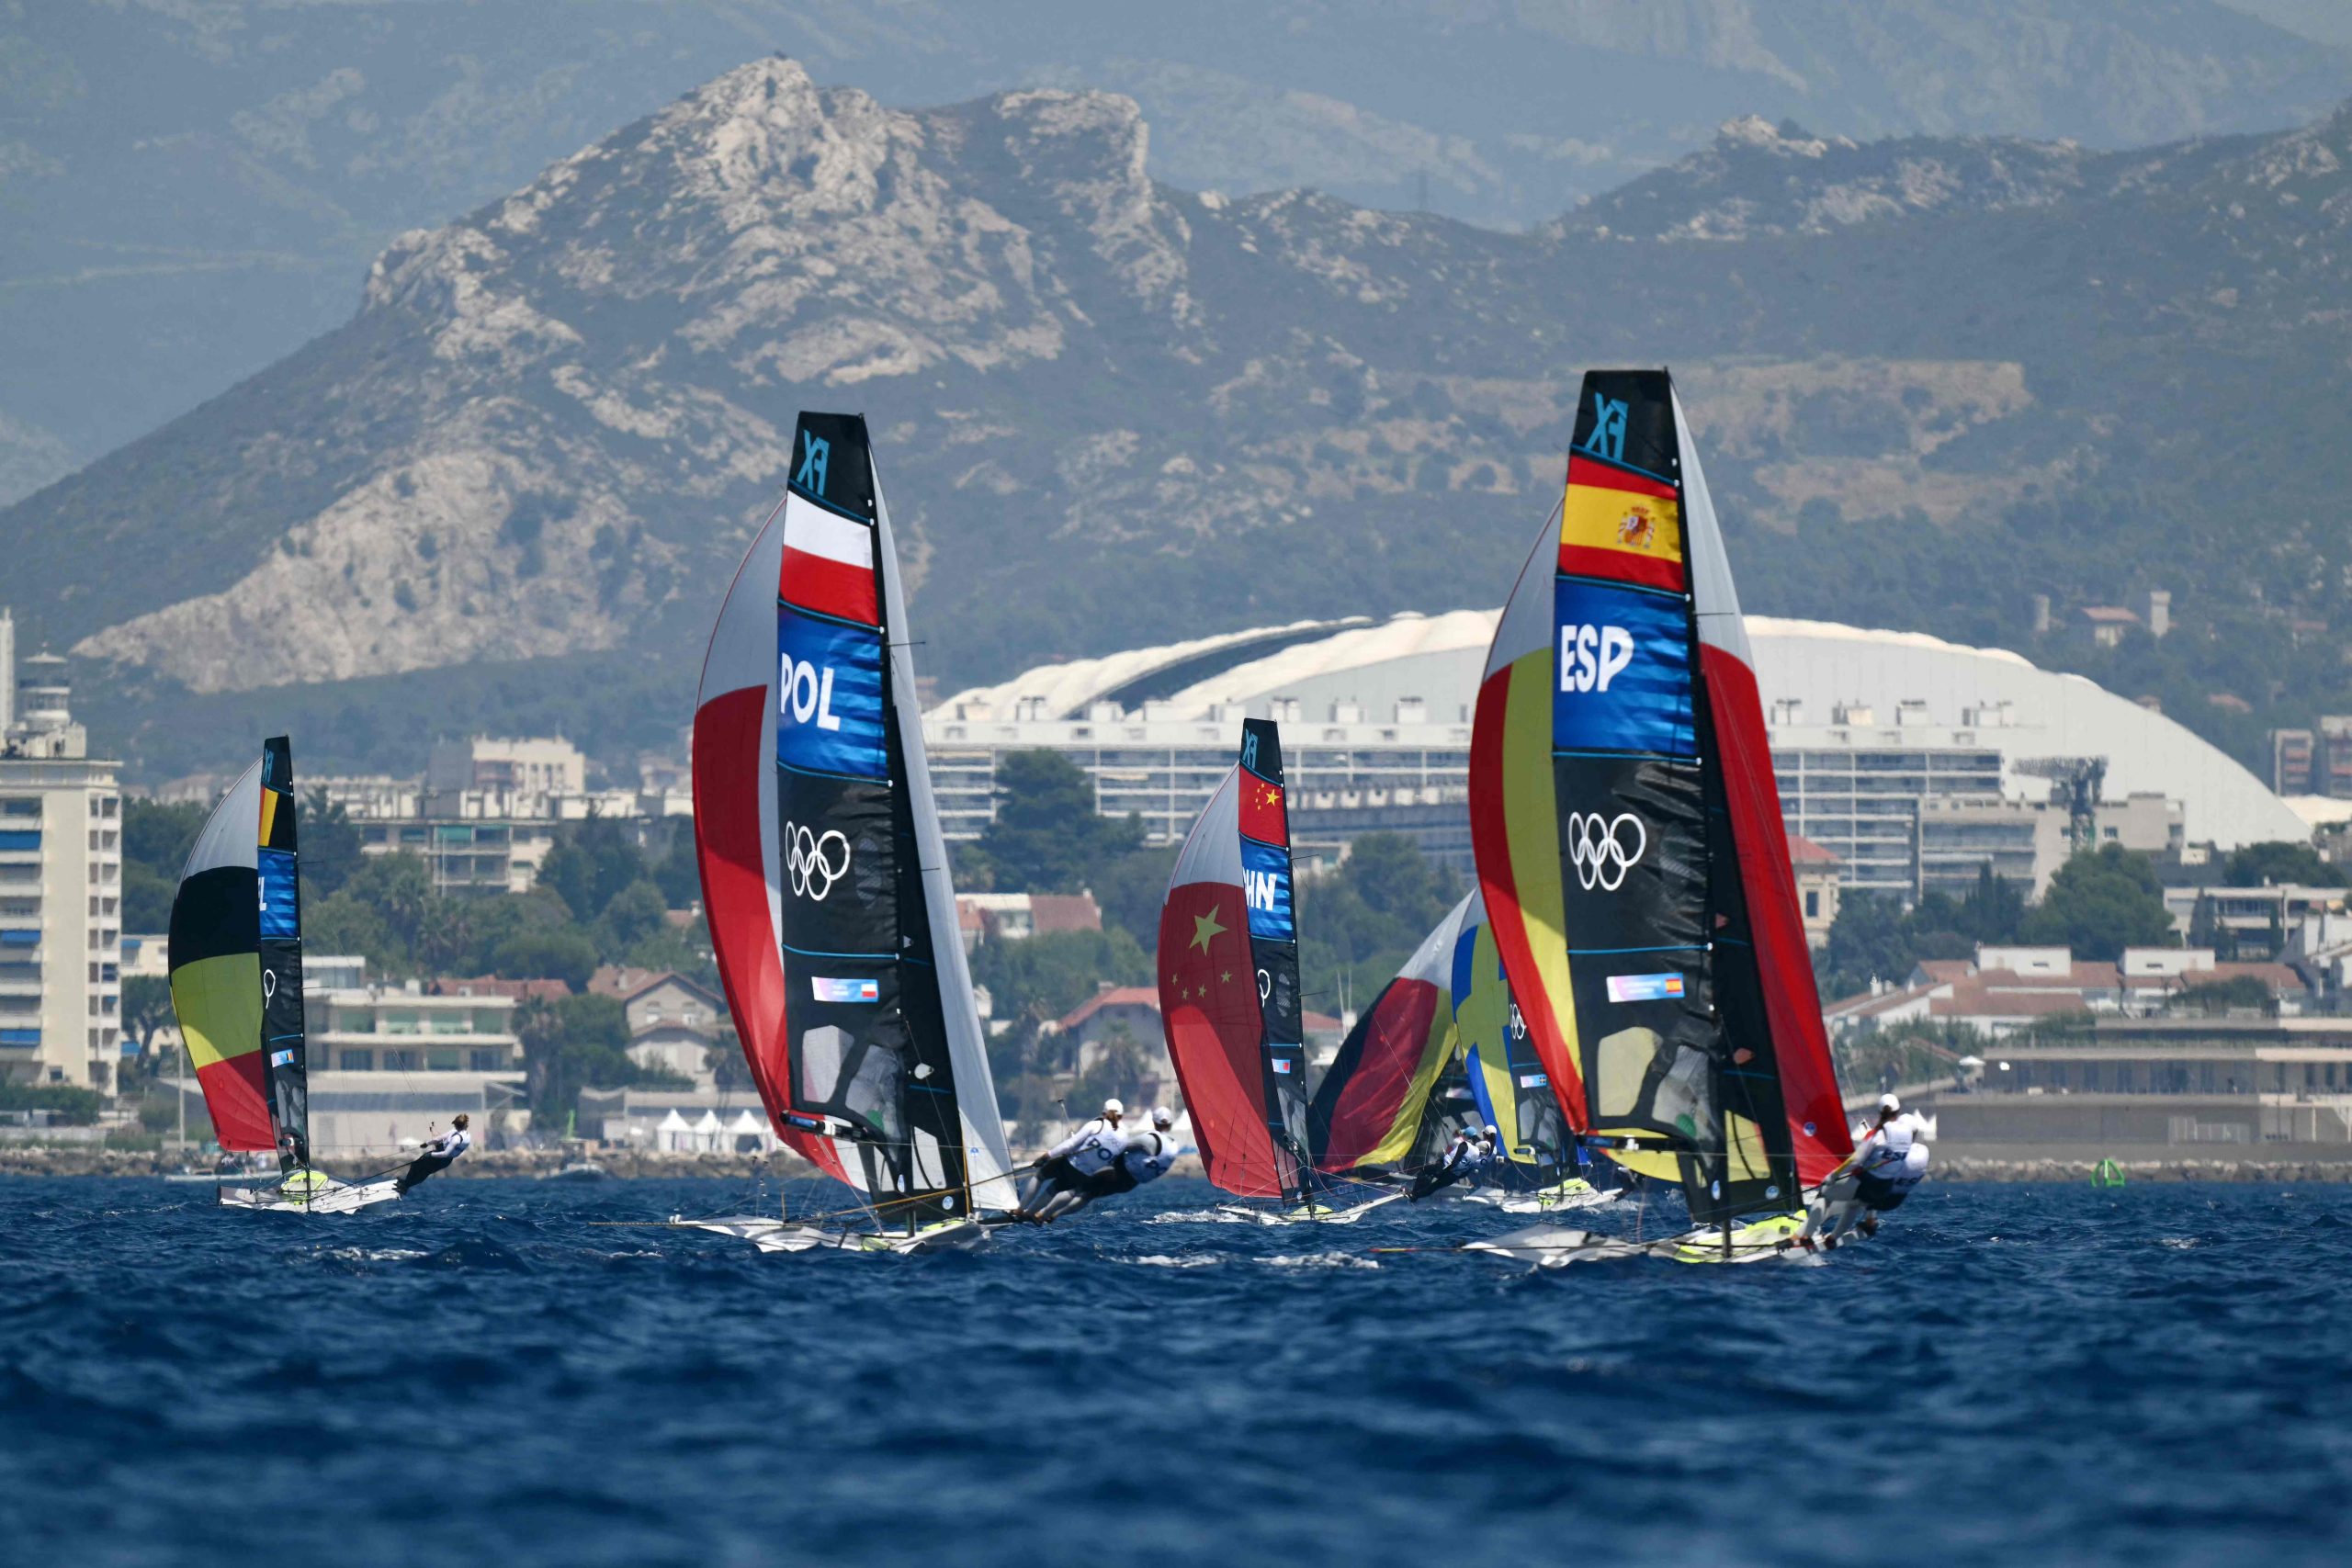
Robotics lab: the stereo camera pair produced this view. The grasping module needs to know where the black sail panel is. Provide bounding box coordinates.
[1238,718,1310,1206]
[256,736,310,1168]
[771,412,967,1224]
[1548,369,1798,1225]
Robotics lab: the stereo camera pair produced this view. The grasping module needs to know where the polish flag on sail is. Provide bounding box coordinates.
[779,494,877,626]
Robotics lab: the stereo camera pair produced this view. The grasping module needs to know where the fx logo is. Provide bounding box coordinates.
[1581,394,1628,464]
[795,432,831,495]
[1244,868,1283,913]
[778,653,846,732]
[1558,624,1634,693]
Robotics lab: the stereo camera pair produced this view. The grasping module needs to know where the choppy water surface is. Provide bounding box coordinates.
[3,1178,2348,1565]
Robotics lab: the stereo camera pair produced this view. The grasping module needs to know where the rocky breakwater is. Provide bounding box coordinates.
[1938,1155,2352,1183]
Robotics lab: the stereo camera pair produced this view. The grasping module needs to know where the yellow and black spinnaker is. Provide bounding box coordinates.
[168,737,310,1165]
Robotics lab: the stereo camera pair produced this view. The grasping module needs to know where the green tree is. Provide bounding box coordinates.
[121,861,175,932]
[2171,975,2275,1015]
[518,993,681,1128]
[1956,864,2026,944]
[2020,843,2176,960]
[970,927,1152,1034]
[595,879,670,954]
[339,853,435,960]
[121,797,207,931]
[1075,1020,1149,1111]
[649,821,703,908]
[1091,841,1179,949]
[303,891,401,972]
[1295,834,1464,1017]
[975,750,1145,893]
[123,799,204,881]
[2222,840,2346,888]
[121,975,175,1055]
[300,789,366,897]
[537,818,649,924]
[492,928,599,991]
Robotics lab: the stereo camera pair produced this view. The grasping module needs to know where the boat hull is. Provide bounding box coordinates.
[1461,1179,1622,1215]
[219,1179,401,1214]
[672,1216,992,1255]
[1466,1211,1818,1266]
[1214,1190,1406,1225]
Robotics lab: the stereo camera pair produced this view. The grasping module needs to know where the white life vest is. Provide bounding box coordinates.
[1068,1125,1127,1177]
[1121,1133,1176,1184]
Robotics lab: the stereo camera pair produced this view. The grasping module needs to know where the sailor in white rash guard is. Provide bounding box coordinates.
[394,1114,471,1195]
[1030,1108,1180,1224]
[1012,1100,1126,1222]
[1798,1094,1931,1248]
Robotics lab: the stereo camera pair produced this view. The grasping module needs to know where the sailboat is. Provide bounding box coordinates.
[170,737,398,1213]
[1465,368,1850,1263]
[1306,893,1480,1192]
[1157,719,1402,1224]
[685,412,1018,1254]
[1447,893,1618,1214]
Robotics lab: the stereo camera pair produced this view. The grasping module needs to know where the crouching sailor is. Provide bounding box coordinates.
[1030,1108,1180,1223]
[394,1113,471,1196]
[1799,1094,1930,1248]
[1012,1099,1126,1222]
[1411,1128,1479,1201]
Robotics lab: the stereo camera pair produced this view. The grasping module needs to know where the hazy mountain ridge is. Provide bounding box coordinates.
[7,0,2352,490]
[10,54,2352,782]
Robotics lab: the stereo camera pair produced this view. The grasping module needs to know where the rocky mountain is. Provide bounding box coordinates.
[6,0,2352,495]
[8,55,2352,783]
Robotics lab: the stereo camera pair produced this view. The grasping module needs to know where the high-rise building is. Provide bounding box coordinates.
[0,609,123,1091]
[2274,728,2317,795]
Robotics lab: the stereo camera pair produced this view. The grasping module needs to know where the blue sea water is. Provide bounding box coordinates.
[3,1177,2349,1566]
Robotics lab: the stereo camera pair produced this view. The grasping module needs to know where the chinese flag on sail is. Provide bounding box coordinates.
[1158,882,1283,1195]
[1238,775,1287,847]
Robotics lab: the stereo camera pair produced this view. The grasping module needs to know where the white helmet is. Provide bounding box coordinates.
[1151,1107,1174,1130]
[1102,1098,1125,1117]
[1484,1123,1499,1137]
[1879,1092,1902,1113]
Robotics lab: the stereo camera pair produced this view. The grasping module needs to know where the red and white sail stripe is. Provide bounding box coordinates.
[690,493,849,1182]
[1674,389,1851,1187]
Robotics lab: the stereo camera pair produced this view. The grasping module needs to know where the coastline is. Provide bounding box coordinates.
[6,1147,2352,1182]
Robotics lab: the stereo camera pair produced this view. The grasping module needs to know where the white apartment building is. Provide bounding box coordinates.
[301,971,526,1154]
[0,610,122,1091]
[425,735,587,815]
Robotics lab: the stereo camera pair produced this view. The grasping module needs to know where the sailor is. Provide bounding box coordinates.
[1471,1124,1501,1184]
[1410,1127,1479,1201]
[394,1113,472,1196]
[1031,1108,1181,1224]
[1801,1094,1930,1247]
[1013,1099,1127,1222]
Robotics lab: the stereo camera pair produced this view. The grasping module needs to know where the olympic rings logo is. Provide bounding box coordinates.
[786,820,853,900]
[1566,811,1646,891]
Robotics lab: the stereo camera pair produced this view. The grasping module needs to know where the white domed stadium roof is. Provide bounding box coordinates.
[933,611,2304,849]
